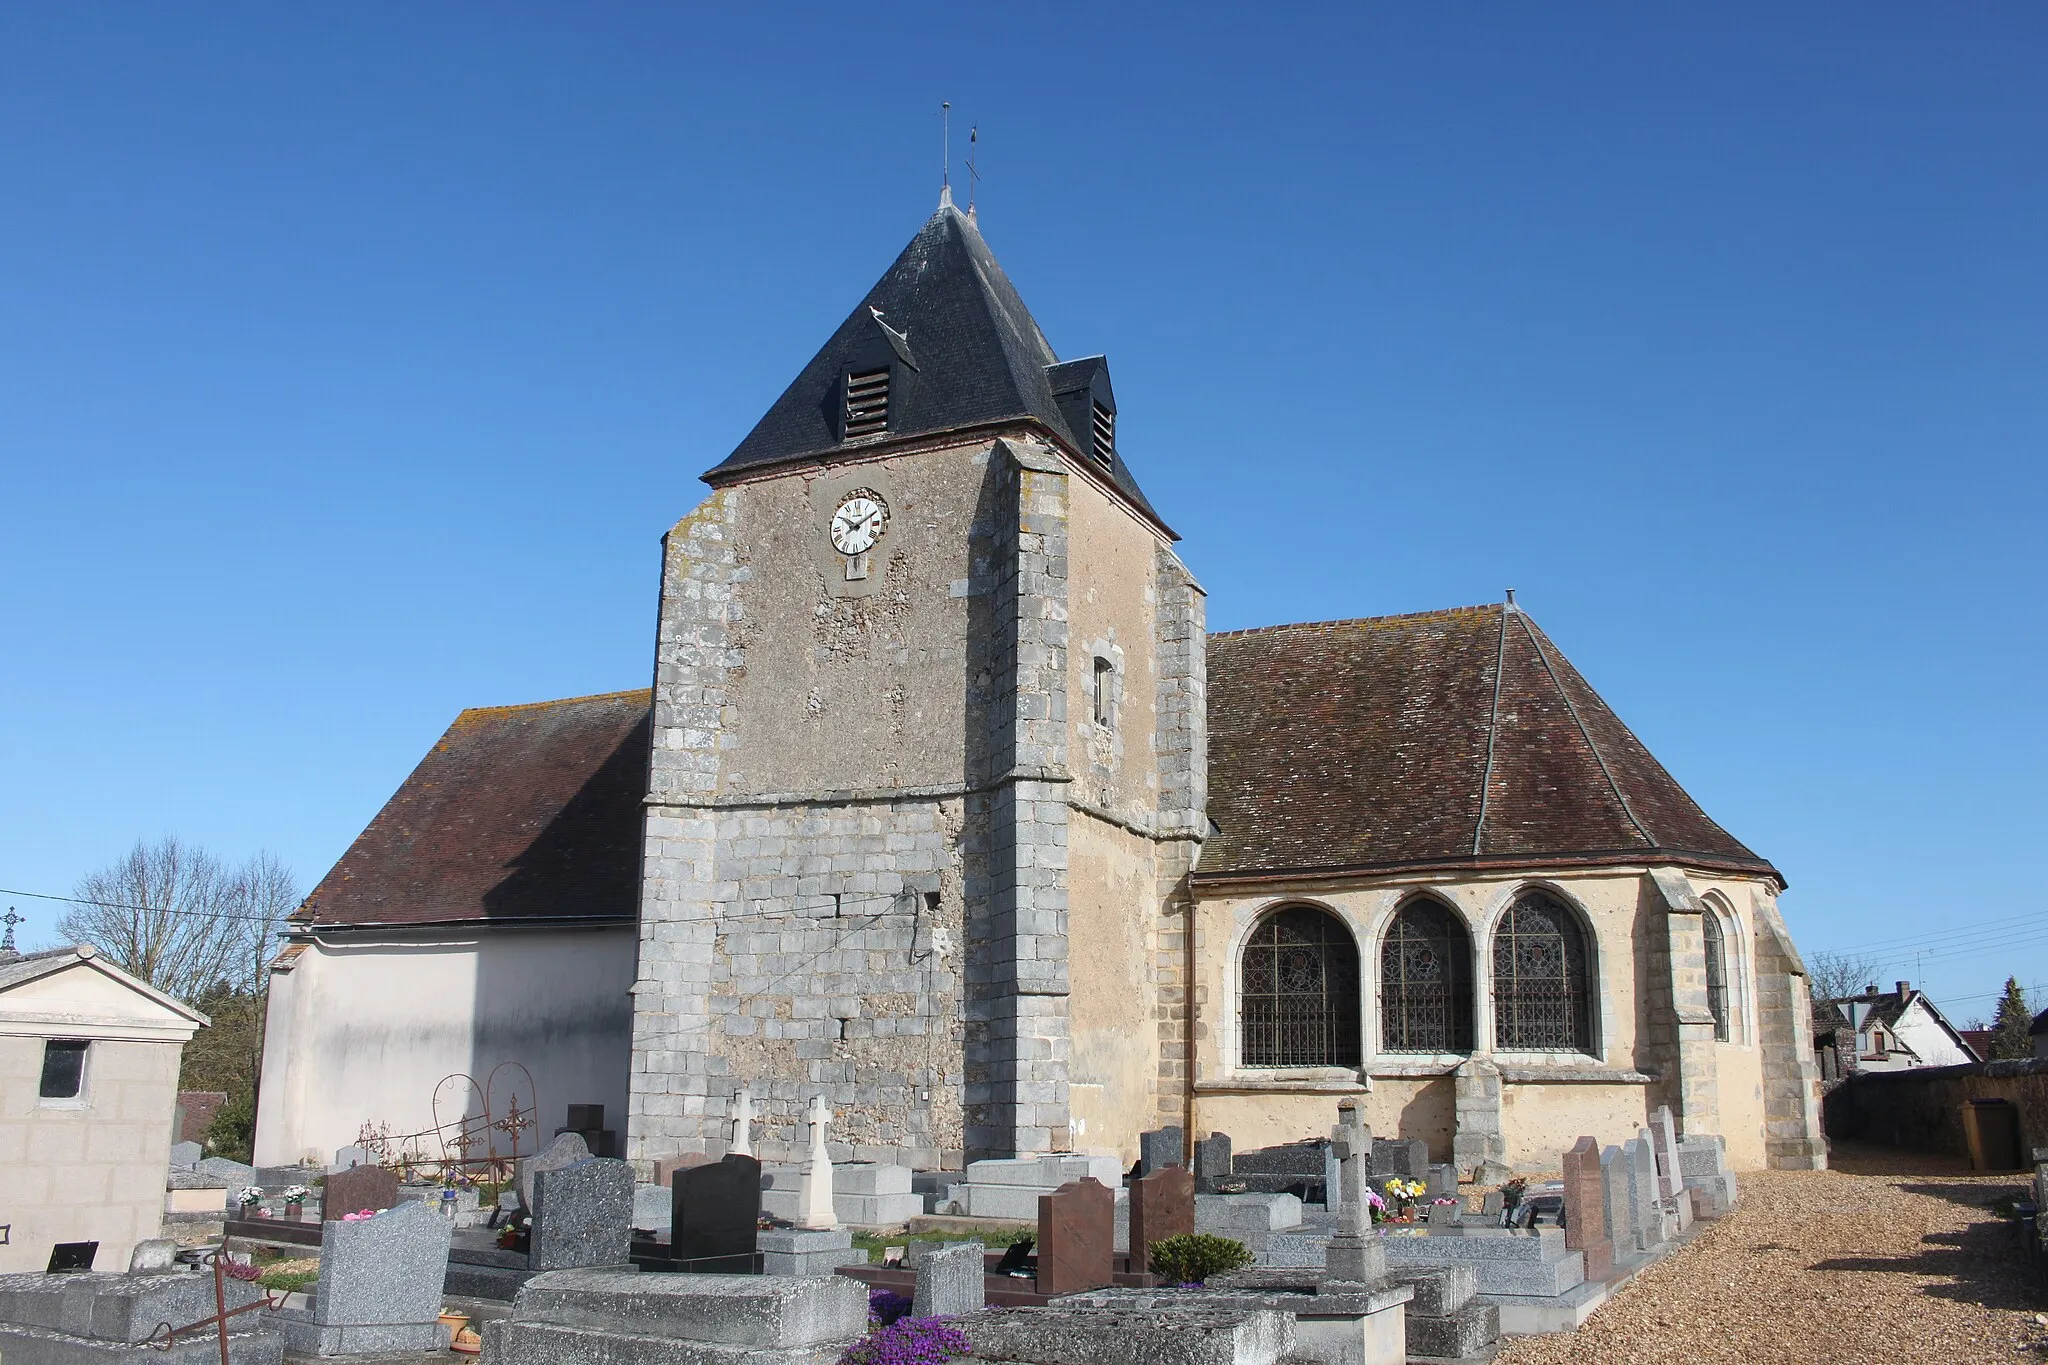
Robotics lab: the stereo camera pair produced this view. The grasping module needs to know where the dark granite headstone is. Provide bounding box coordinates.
[1138,1126,1185,1176]
[1192,1133,1232,1193]
[321,1164,399,1220]
[1369,1137,1428,1180]
[671,1153,761,1263]
[1232,1140,1330,1201]
[1562,1137,1613,1280]
[994,1237,1034,1275]
[1035,1177,1115,1296]
[1128,1165,1195,1271]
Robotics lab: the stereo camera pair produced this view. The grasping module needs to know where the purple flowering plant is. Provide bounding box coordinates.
[841,1316,970,1365]
[866,1289,915,1328]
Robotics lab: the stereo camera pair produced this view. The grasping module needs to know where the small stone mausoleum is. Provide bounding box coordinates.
[256,197,1828,1177]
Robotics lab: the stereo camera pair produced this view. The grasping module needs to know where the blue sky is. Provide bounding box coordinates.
[3,5,2042,1021]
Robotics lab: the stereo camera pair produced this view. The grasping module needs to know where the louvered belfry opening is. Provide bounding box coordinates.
[1702,910,1729,1041]
[844,367,890,438]
[1090,401,1115,466]
[1241,905,1362,1068]
[1492,891,1593,1052]
[1380,898,1475,1053]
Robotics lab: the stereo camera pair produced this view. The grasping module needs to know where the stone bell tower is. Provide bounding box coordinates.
[626,197,1205,1171]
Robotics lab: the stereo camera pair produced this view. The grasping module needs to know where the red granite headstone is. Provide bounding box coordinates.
[1562,1136,1613,1281]
[321,1164,399,1220]
[1129,1165,1194,1274]
[1036,1176,1115,1295]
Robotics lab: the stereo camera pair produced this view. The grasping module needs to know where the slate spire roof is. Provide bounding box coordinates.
[1198,603,1779,885]
[704,201,1165,528]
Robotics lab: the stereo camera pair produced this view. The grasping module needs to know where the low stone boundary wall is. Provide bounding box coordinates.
[1823,1058,2048,1158]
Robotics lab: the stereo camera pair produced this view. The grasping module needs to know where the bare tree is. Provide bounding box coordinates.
[60,837,298,1003]
[1807,948,1887,1005]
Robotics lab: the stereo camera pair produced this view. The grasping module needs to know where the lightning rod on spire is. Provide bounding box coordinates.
[940,102,952,208]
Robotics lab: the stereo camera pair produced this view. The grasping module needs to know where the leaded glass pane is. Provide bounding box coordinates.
[1241,907,1361,1068]
[1491,893,1593,1052]
[1702,912,1729,1042]
[1379,900,1474,1052]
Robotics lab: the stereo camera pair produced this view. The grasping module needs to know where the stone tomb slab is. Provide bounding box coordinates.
[961,1306,1297,1365]
[484,1268,869,1365]
[1037,1177,1117,1296]
[319,1164,398,1221]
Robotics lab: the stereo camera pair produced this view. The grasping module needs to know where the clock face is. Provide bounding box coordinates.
[829,491,888,555]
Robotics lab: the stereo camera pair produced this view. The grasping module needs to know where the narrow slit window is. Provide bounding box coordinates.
[1702,911,1730,1042]
[844,368,890,438]
[1093,657,1115,727]
[40,1039,88,1100]
[1090,402,1115,466]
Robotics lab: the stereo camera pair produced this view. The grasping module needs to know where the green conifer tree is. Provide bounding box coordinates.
[1989,977,2033,1060]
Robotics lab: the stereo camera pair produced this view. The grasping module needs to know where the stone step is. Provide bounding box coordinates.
[1480,1275,1611,1335]
[1461,1255,1586,1297]
[1405,1300,1500,1360]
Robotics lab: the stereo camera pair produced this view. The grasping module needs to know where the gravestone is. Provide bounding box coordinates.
[1561,1137,1612,1281]
[1036,1177,1115,1296]
[286,1199,452,1354]
[1333,1099,1369,1213]
[530,1158,633,1271]
[797,1095,837,1230]
[321,1164,398,1220]
[328,1145,369,1174]
[1481,1190,1504,1220]
[1427,1164,1458,1200]
[1324,1115,1383,1285]
[729,1083,755,1158]
[671,1153,761,1266]
[1231,1141,1331,1199]
[517,1132,591,1210]
[1138,1125,1185,1176]
[1626,1136,1665,1251]
[1128,1165,1195,1271]
[168,1141,202,1170]
[1599,1145,1628,1253]
[128,1239,179,1273]
[1192,1133,1233,1193]
[1426,1201,1459,1227]
[654,1153,711,1188]
[913,1240,985,1317]
[1370,1137,1428,1180]
[1648,1106,1691,1231]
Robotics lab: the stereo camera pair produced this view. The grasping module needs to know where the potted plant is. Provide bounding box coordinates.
[1381,1177,1426,1222]
[236,1186,265,1218]
[1500,1175,1528,1220]
[280,1185,312,1221]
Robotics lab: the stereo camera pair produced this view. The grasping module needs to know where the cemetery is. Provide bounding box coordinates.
[2,1074,1766,1365]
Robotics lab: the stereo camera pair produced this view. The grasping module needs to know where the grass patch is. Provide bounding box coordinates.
[849,1227,1033,1261]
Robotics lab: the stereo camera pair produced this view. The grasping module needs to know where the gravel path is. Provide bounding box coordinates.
[1493,1142,2045,1365]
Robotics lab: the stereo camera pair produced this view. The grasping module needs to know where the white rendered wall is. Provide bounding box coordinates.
[254,927,635,1167]
[1890,999,1975,1068]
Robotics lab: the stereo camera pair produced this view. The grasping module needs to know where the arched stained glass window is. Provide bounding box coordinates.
[1380,899,1474,1053]
[1702,911,1729,1042]
[1491,892,1594,1053]
[1241,906,1361,1068]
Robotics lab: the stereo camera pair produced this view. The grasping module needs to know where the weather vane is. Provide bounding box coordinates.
[967,125,980,213]
[941,102,951,199]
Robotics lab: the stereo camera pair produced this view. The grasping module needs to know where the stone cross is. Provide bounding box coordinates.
[1331,1103,1373,1236]
[797,1095,837,1230]
[731,1084,755,1158]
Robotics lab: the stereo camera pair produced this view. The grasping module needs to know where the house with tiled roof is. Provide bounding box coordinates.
[256,196,1829,1175]
[1810,982,1979,1084]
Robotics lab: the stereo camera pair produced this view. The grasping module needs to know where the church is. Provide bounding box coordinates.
[253,197,1828,1177]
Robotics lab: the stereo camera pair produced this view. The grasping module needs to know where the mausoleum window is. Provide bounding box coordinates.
[1379,898,1474,1053]
[1240,905,1362,1069]
[1491,891,1594,1053]
[1702,911,1730,1042]
[39,1038,88,1100]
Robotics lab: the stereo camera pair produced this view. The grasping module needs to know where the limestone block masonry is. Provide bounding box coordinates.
[626,436,1205,1170]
